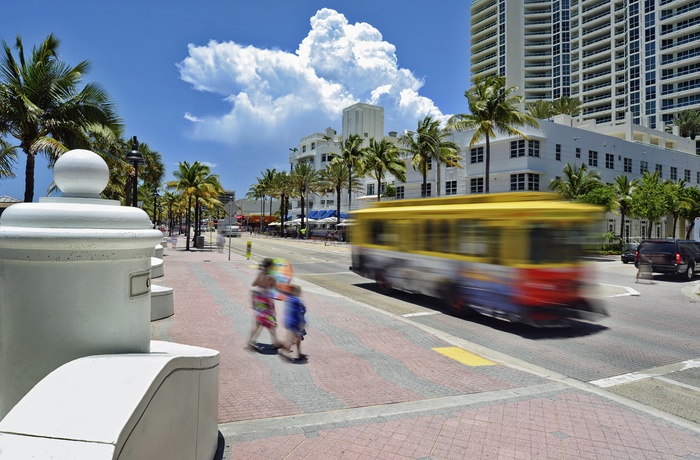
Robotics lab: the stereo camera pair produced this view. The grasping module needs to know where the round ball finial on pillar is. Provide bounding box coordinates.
[53,149,109,198]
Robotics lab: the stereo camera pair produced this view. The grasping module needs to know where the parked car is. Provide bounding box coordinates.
[220,225,242,237]
[635,239,700,280]
[621,243,638,264]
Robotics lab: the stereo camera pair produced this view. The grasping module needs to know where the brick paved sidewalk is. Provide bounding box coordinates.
[152,241,700,459]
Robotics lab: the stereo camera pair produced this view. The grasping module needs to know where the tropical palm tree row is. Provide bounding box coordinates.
[167,161,224,251]
[526,96,583,119]
[548,162,700,241]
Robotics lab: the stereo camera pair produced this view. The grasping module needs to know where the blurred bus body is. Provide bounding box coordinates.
[349,192,607,327]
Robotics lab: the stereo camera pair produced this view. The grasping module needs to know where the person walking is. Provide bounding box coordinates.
[247,258,280,350]
[216,233,225,253]
[278,283,307,361]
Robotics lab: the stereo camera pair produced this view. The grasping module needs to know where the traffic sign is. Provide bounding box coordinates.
[225,201,236,216]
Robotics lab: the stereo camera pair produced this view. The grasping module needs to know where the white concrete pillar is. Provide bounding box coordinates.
[0,150,163,418]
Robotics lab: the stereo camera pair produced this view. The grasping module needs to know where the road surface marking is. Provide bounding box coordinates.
[403,312,440,318]
[433,347,495,366]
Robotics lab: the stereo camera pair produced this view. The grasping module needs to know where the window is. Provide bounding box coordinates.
[470,147,484,163]
[656,164,663,178]
[311,142,315,150]
[302,145,307,153]
[605,153,614,170]
[686,169,691,182]
[670,166,677,181]
[576,147,581,158]
[470,178,484,194]
[510,173,540,191]
[421,183,432,197]
[588,150,598,167]
[528,140,540,157]
[445,180,457,196]
[624,157,632,173]
[640,160,648,174]
[555,144,561,161]
[367,183,375,195]
[510,140,526,158]
[528,174,540,191]
[396,185,405,199]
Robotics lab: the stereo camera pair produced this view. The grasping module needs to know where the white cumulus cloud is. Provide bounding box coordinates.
[177,8,444,175]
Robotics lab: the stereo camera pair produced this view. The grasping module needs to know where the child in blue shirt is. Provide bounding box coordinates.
[279,283,307,361]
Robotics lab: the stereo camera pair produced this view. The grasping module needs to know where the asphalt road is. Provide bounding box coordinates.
[221,233,700,426]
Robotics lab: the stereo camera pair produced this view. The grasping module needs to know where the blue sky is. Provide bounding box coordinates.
[0,1,471,201]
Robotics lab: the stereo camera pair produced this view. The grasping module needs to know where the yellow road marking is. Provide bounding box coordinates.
[433,347,495,366]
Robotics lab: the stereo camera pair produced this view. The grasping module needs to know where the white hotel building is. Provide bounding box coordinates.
[288,1,700,241]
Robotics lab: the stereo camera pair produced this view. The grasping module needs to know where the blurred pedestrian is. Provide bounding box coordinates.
[216,233,225,253]
[279,283,307,361]
[247,258,280,349]
[325,230,331,246]
[636,253,653,283]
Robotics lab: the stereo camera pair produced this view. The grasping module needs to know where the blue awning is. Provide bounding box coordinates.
[340,213,351,219]
[308,210,320,219]
[320,210,335,218]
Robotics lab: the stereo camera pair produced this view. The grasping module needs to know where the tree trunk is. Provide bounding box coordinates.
[422,156,428,198]
[23,151,36,203]
[485,136,491,194]
[347,166,353,211]
[185,196,192,251]
[336,186,342,225]
[619,211,626,243]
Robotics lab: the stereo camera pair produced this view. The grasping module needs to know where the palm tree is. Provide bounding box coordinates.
[611,175,639,242]
[0,34,122,202]
[319,159,363,225]
[246,182,266,232]
[162,191,179,236]
[273,170,292,237]
[551,96,582,116]
[339,134,365,210]
[254,168,277,232]
[0,138,17,180]
[673,109,700,140]
[526,100,555,119]
[289,162,318,239]
[448,75,538,193]
[664,178,694,238]
[399,117,433,197]
[548,163,603,200]
[363,138,406,202]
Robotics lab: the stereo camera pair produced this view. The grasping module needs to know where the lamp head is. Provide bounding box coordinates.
[126,136,145,165]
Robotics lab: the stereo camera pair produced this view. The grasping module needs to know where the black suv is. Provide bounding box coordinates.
[635,239,700,281]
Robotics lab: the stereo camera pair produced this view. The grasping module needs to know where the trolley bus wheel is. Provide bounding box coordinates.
[444,284,470,317]
[375,271,392,295]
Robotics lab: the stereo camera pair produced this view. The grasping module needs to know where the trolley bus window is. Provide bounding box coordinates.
[456,220,488,258]
[423,220,432,251]
[529,225,578,263]
[370,220,383,245]
[439,220,451,253]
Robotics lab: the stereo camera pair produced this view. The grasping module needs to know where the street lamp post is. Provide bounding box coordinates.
[125,136,145,208]
[152,189,159,229]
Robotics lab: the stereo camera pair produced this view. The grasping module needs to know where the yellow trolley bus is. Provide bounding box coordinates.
[349,192,608,327]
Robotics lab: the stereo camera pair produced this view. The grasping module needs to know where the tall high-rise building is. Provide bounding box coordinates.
[470,0,700,132]
[342,103,384,145]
